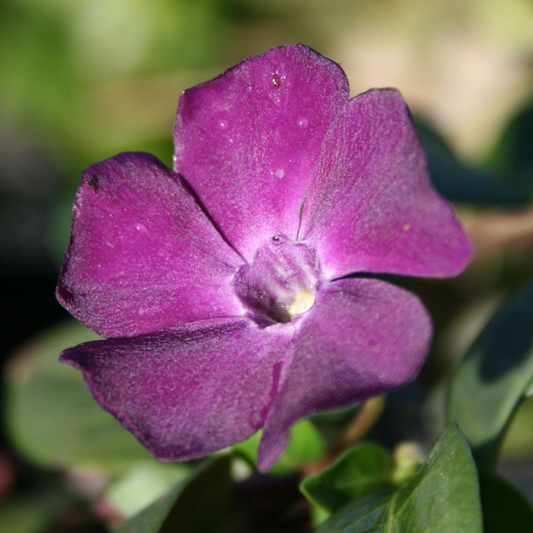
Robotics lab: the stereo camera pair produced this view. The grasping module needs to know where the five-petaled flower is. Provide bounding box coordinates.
[57,44,472,471]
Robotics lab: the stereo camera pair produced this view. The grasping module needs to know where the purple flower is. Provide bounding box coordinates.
[57,44,472,471]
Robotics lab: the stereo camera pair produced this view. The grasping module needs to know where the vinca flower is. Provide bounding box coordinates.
[57,44,472,471]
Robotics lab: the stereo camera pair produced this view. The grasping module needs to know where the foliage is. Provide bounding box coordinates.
[310,426,482,533]
[447,281,533,468]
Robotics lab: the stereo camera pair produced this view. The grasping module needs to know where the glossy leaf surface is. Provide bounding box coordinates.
[301,443,392,513]
[315,425,481,533]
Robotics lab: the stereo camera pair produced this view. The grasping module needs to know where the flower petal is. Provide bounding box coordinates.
[300,88,473,280]
[57,153,243,338]
[173,44,349,260]
[257,277,431,471]
[60,318,291,461]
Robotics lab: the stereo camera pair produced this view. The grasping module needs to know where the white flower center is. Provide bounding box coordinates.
[233,236,320,326]
[288,290,316,318]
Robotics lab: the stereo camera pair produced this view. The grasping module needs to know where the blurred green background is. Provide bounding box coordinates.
[1,1,533,532]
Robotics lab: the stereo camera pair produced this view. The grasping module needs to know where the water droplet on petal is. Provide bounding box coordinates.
[297,117,308,128]
[272,72,280,88]
[135,222,148,234]
[218,119,228,129]
[172,155,177,162]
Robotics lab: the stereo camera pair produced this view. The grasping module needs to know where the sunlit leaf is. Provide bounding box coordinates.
[105,462,190,520]
[283,419,327,467]
[316,425,482,533]
[447,281,533,468]
[233,419,326,474]
[500,396,533,460]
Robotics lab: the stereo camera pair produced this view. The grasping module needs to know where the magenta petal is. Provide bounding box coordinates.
[257,278,431,471]
[300,89,473,280]
[60,318,290,460]
[173,44,349,260]
[57,153,244,338]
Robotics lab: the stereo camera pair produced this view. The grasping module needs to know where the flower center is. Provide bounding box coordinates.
[234,236,320,326]
[288,290,316,318]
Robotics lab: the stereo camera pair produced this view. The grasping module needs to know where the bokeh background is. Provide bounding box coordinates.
[1,1,533,531]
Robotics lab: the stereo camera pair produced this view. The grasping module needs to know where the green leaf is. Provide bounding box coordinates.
[414,119,525,207]
[447,282,533,468]
[479,470,533,533]
[301,443,393,513]
[315,488,396,533]
[500,396,533,460]
[105,462,190,519]
[283,418,327,467]
[115,456,231,533]
[233,419,326,474]
[6,320,151,471]
[484,99,533,199]
[316,425,482,533]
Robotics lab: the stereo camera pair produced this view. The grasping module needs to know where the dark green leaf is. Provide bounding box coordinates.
[447,282,533,468]
[115,456,231,533]
[415,119,525,207]
[484,98,533,199]
[316,425,482,533]
[315,488,395,533]
[301,443,392,512]
[479,470,533,533]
